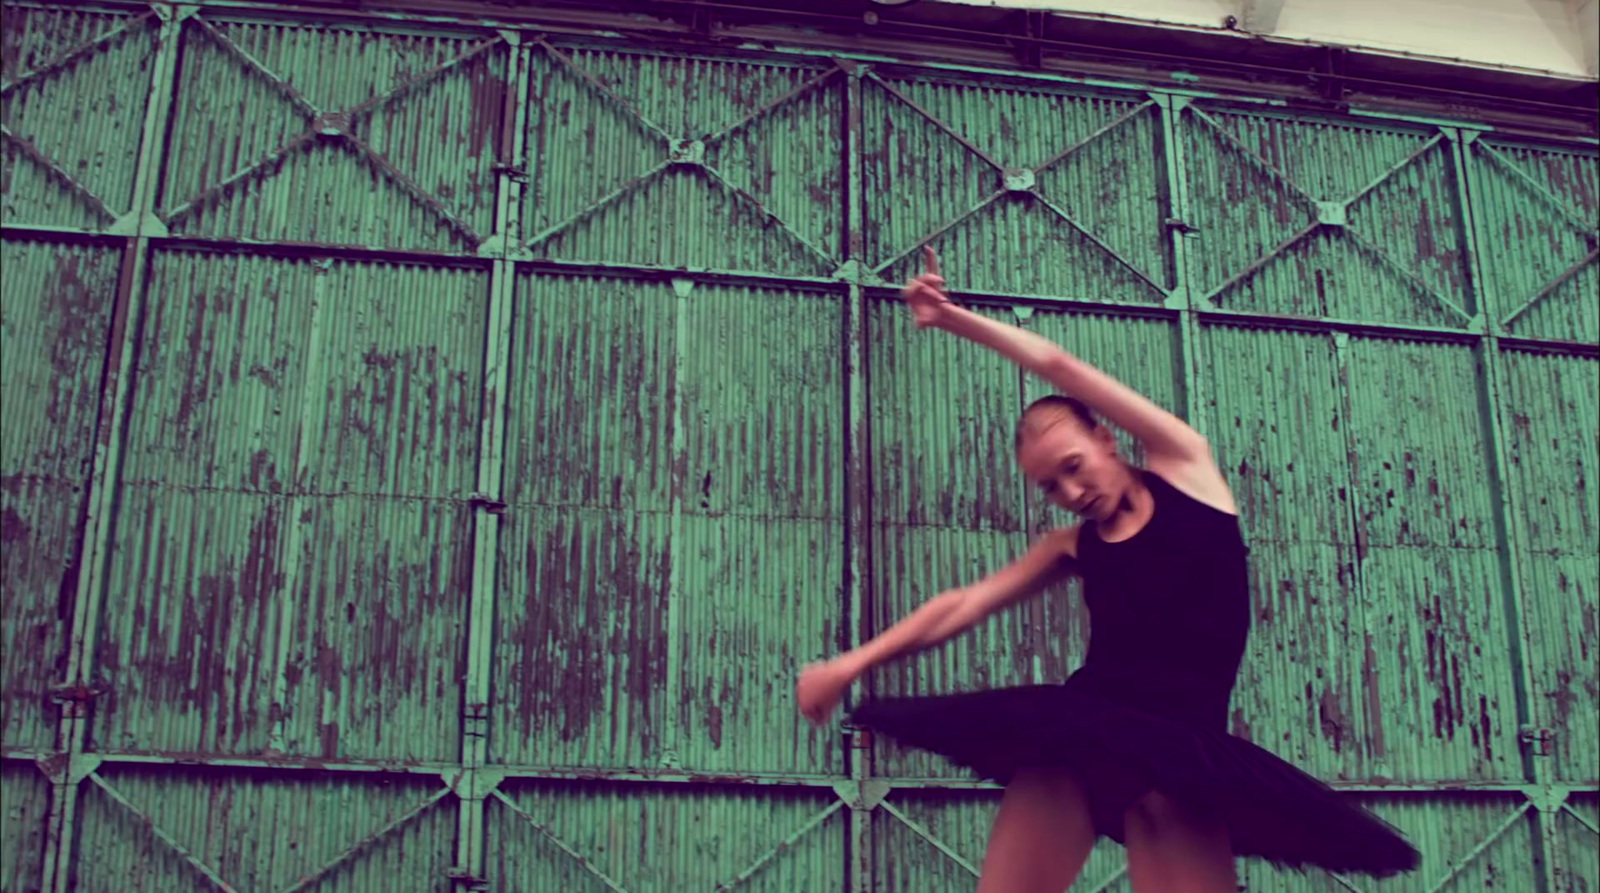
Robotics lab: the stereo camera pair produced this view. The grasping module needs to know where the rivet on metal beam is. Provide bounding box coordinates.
[1003,167,1036,192]
[1317,201,1347,227]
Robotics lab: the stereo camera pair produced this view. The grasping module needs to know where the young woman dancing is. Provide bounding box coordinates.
[797,248,1419,891]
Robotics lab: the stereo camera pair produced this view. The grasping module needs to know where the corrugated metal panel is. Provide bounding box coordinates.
[527,45,838,273]
[1234,793,1535,891]
[1346,337,1520,782]
[1469,140,1600,344]
[96,487,286,754]
[278,497,473,762]
[98,251,483,758]
[871,790,1130,892]
[870,527,1029,778]
[498,277,846,770]
[1498,349,1599,783]
[159,17,504,251]
[869,299,1022,531]
[505,273,677,512]
[496,273,674,767]
[1183,106,1471,327]
[863,76,1167,302]
[72,764,455,892]
[0,763,49,892]
[676,515,843,774]
[866,296,1033,777]
[1,240,118,750]
[495,507,671,768]
[0,7,152,230]
[1560,792,1600,889]
[488,780,846,891]
[1199,324,1369,781]
[676,283,843,772]
[118,251,317,491]
[297,259,487,496]
[680,285,842,520]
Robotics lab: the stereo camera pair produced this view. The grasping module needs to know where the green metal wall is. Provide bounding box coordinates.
[1,2,1595,892]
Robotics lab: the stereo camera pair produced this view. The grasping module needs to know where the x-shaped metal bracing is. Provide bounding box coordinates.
[155,15,498,247]
[1185,107,1472,323]
[491,783,846,892]
[0,8,161,225]
[864,73,1169,299]
[71,762,451,893]
[1469,139,1600,329]
[522,42,841,272]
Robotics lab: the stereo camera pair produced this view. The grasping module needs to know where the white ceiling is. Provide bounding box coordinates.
[934,0,1599,79]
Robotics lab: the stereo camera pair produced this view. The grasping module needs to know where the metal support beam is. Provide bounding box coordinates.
[842,60,877,893]
[1240,0,1286,33]
[43,6,183,888]
[1451,128,1566,893]
[451,29,530,893]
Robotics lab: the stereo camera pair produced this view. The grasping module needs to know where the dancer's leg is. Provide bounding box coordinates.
[1123,789,1237,893]
[975,766,1097,893]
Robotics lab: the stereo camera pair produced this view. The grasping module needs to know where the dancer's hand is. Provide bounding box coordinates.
[797,658,856,727]
[901,246,953,330]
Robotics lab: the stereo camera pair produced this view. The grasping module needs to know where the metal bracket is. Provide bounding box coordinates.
[1164,216,1199,236]
[467,494,507,514]
[669,139,706,165]
[1003,167,1036,192]
[671,277,696,298]
[1521,784,1568,814]
[445,866,491,890]
[38,752,102,784]
[830,779,889,811]
[1317,201,1348,228]
[1519,725,1555,756]
[447,768,507,801]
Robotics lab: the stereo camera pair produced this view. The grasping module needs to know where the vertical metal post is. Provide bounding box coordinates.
[43,7,184,890]
[451,29,530,892]
[842,62,876,893]
[1449,128,1563,892]
[1153,93,1209,434]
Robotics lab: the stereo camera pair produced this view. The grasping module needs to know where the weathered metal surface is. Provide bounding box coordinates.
[497,275,845,773]
[157,15,505,251]
[1235,792,1536,891]
[1182,105,1473,328]
[1345,337,1521,782]
[1,761,50,891]
[0,239,119,751]
[871,789,1130,892]
[1199,324,1372,782]
[861,73,1168,303]
[68,764,456,892]
[0,6,153,230]
[1558,791,1600,890]
[1497,349,1600,783]
[95,251,483,760]
[526,44,840,274]
[486,780,846,891]
[1467,138,1600,344]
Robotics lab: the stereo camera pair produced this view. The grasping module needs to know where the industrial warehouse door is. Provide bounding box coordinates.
[1,3,1594,892]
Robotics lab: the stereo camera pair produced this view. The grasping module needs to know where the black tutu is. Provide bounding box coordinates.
[847,678,1420,879]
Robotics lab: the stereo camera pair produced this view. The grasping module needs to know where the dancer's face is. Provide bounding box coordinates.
[1016,412,1127,521]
